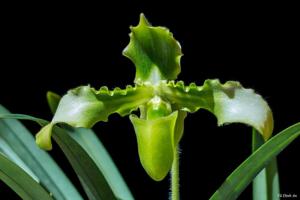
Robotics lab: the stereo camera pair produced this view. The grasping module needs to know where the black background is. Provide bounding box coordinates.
[0,1,299,199]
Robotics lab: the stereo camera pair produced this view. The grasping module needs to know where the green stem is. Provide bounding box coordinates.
[171,146,180,200]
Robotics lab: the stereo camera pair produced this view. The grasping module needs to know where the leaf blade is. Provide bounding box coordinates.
[0,138,40,182]
[0,152,53,200]
[47,92,134,199]
[51,125,118,200]
[1,111,132,200]
[67,127,134,200]
[209,122,300,200]
[252,129,280,200]
[0,105,83,200]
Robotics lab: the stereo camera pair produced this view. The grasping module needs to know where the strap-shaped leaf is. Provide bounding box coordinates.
[47,91,134,200]
[0,106,83,200]
[209,122,300,200]
[160,79,273,140]
[123,13,182,83]
[51,125,118,200]
[252,129,280,200]
[0,113,132,200]
[0,138,39,182]
[52,84,153,127]
[67,126,135,200]
[0,152,53,200]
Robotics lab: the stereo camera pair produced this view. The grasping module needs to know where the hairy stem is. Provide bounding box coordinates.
[171,146,180,200]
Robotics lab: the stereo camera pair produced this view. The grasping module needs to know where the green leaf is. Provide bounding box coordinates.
[1,111,133,200]
[0,105,83,200]
[47,91,61,114]
[52,84,153,128]
[47,91,134,199]
[160,79,273,140]
[0,113,48,126]
[209,122,300,200]
[0,152,53,200]
[51,125,118,200]
[63,126,134,200]
[0,138,39,182]
[123,13,182,84]
[252,129,280,200]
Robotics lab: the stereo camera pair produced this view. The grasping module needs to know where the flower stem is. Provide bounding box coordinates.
[171,146,180,200]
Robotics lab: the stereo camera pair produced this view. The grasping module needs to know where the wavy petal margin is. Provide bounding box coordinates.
[160,79,273,140]
[52,84,153,127]
[36,84,153,149]
[123,13,182,84]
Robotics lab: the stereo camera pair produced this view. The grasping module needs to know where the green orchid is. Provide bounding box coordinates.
[36,13,273,183]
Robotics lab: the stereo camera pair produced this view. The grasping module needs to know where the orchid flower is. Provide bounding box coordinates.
[36,14,273,182]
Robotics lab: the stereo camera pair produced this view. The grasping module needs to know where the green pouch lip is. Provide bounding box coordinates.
[130,111,178,181]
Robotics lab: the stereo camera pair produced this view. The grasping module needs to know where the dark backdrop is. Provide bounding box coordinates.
[1,2,299,199]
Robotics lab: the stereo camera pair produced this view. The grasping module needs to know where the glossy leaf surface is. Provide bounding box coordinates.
[0,112,132,200]
[51,125,118,200]
[0,152,53,200]
[47,91,134,200]
[252,129,280,200]
[66,126,134,200]
[209,122,300,200]
[0,105,82,200]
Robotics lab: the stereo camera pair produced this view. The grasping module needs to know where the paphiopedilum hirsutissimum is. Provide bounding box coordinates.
[36,14,273,181]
